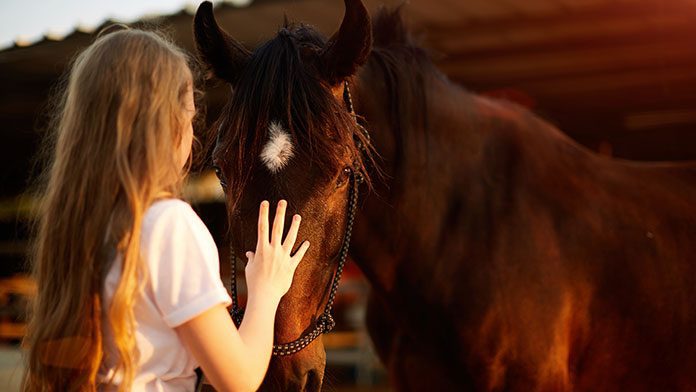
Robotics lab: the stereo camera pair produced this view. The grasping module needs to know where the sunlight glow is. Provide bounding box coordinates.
[0,0,254,50]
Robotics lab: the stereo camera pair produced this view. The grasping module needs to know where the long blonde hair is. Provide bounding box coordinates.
[23,28,196,391]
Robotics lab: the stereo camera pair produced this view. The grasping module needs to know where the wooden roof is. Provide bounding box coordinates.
[1,0,695,198]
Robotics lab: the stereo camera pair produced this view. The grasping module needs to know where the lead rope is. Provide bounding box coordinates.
[228,80,366,356]
[230,250,244,326]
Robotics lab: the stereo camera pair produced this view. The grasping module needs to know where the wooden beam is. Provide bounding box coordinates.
[427,13,696,59]
[437,40,696,85]
[448,62,696,112]
[425,0,696,38]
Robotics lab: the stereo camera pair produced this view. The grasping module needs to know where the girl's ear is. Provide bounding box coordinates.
[193,1,250,84]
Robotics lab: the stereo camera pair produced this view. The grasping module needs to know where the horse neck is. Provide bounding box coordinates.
[350,62,598,299]
[352,61,488,181]
[349,64,488,296]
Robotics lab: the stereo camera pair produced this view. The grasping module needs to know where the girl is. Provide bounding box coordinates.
[22,27,308,391]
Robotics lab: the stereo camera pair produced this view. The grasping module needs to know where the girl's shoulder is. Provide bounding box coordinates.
[145,198,198,223]
[146,197,193,215]
[142,198,210,241]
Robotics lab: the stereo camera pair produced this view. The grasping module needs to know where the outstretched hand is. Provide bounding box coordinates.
[244,200,310,300]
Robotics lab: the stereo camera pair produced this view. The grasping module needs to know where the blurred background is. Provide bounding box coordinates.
[1,0,695,390]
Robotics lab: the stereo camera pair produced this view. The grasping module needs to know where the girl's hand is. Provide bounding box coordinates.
[244,200,310,301]
[177,200,308,392]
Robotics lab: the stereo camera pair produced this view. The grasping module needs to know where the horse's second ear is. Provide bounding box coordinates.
[320,0,372,85]
[193,1,250,84]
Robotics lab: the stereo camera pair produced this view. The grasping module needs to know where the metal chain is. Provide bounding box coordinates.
[227,80,367,356]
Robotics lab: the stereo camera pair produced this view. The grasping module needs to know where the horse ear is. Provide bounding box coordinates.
[193,1,250,84]
[320,0,372,85]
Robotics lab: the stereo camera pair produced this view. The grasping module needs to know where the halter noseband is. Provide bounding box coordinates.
[228,80,368,356]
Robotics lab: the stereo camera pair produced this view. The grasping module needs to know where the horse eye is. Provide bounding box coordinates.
[212,165,228,189]
[336,167,352,188]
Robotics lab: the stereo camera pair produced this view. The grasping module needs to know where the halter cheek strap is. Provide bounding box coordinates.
[228,80,368,356]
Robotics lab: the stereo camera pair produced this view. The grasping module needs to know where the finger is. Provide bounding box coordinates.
[282,214,301,252]
[290,241,310,266]
[257,200,270,245]
[271,200,287,245]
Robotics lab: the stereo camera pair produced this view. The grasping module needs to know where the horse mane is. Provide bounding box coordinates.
[363,6,438,166]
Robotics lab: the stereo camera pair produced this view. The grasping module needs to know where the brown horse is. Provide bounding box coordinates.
[194,0,696,390]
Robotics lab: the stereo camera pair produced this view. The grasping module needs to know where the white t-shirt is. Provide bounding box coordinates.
[98,198,232,391]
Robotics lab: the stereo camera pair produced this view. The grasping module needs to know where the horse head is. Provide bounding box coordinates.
[194,1,373,390]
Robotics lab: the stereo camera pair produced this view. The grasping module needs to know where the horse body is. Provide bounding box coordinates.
[194,0,696,388]
[350,36,696,390]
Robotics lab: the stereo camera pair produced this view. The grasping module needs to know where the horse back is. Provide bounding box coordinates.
[456,97,696,390]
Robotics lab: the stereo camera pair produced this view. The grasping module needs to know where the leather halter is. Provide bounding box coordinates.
[228,80,368,356]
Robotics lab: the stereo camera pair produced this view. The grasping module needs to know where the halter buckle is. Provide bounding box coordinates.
[317,313,336,333]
